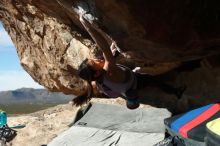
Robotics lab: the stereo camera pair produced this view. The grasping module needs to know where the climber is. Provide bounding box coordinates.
[72,12,186,109]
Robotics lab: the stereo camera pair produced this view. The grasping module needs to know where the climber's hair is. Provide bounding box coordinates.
[72,81,93,106]
[73,58,97,106]
[78,58,96,82]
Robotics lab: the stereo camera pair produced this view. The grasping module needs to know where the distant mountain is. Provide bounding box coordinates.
[0,88,74,105]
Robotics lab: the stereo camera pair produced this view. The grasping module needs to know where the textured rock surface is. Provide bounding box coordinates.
[1,0,220,97]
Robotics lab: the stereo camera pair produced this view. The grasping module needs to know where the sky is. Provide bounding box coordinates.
[0,22,43,91]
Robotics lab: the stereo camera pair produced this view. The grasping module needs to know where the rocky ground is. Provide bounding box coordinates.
[6,98,150,146]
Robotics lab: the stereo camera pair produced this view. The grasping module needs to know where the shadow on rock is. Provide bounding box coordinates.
[137,62,220,115]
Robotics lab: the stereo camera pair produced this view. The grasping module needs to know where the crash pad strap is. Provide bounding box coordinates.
[170,104,212,133]
[179,103,220,138]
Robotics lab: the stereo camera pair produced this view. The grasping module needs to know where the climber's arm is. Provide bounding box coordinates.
[91,24,121,57]
[92,24,113,46]
[79,15,116,67]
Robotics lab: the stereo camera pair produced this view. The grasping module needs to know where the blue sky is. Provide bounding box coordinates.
[0,22,43,91]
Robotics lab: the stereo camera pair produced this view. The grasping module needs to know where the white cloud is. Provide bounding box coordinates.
[0,71,43,91]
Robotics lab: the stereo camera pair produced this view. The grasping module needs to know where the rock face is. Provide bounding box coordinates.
[1,0,220,96]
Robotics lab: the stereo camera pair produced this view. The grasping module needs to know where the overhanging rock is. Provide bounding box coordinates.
[1,0,220,96]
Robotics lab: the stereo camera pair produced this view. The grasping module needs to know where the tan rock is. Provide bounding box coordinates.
[1,0,220,96]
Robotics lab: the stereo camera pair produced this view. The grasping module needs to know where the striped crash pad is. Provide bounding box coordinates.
[165,103,220,143]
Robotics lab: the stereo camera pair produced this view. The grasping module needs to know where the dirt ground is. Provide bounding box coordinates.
[6,98,150,146]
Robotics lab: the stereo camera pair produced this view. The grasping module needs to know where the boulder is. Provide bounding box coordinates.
[1,0,220,97]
